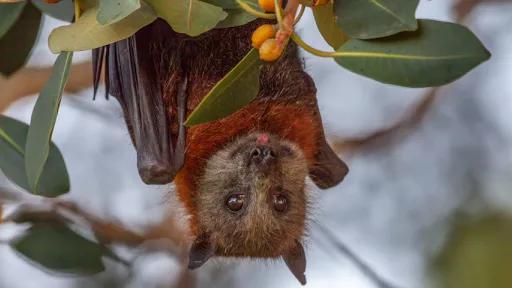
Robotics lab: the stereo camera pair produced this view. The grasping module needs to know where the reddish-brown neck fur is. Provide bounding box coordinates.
[149,19,321,235]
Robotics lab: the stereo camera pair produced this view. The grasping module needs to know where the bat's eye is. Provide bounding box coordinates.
[226,194,245,212]
[273,195,288,213]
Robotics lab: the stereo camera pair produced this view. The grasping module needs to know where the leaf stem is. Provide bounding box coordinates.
[0,127,24,155]
[290,32,341,57]
[294,4,305,26]
[235,0,276,19]
[74,0,81,20]
[275,0,285,30]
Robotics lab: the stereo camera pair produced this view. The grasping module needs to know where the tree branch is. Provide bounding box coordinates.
[316,224,402,288]
[330,87,440,155]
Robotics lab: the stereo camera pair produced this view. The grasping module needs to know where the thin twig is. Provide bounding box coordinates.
[315,224,401,288]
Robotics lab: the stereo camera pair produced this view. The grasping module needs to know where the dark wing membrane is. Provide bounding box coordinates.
[91,46,105,100]
[91,24,186,185]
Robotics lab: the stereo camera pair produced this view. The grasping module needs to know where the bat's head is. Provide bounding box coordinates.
[189,132,309,285]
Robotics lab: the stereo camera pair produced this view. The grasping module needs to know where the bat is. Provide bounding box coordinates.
[92,18,349,285]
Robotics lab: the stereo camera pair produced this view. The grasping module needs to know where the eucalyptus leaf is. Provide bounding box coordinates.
[313,2,349,50]
[185,48,262,126]
[25,52,73,194]
[48,3,156,54]
[97,0,141,25]
[0,116,70,197]
[203,0,239,9]
[334,20,491,88]
[334,0,419,39]
[0,1,26,40]
[12,221,105,275]
[247,0,264,12]
[146,0,227,36]
[0,3,42,76]
[32,0,74,23]
[215,8,257,29]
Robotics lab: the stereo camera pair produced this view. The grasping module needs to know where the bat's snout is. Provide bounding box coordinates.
[250,146,277,173]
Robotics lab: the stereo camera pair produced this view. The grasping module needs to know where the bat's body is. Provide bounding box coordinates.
[166,23,321,230]
[94,18,348,285]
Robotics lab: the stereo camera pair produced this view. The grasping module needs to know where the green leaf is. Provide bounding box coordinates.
[48,3,157,54]
[25,52,73,194]
[203,0,239,9]
[146,0,228,37]
[185,48,262,126]
[215,8,257,29]
[247,0,264,12]
[313,2,349,50]
[97,0,141,25]
[12,221,105,275]
[334,19,491,88]
[0,116,70,197]
[32,0,74,23]
[0,1,26,40]
[0,3,42,76]
[334,0,419,39]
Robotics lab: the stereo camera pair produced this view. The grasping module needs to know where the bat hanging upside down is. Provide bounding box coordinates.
[92,17,349,285]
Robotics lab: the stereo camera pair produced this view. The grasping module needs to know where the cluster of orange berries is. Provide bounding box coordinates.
[251,0,284,62]
[252,24,281,62]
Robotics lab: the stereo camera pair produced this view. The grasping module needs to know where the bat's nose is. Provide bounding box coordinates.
[250,146,277,172]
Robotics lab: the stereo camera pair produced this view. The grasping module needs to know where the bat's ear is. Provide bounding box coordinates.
[282,240,307,286]
[303,71,349,190]
[309,134,349,189]
[188,233,215,270]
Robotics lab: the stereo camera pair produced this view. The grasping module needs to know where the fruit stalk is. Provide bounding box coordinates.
[74,0,81,19]
[294,4,306,25]
[290,32,343,57]
[276,0,299,50]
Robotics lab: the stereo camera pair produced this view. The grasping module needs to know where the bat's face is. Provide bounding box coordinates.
[194,132,309,259]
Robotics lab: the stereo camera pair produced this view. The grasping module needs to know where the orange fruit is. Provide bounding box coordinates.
[259,0,282,12]
[259,39,283,62]
[252,24,277,49]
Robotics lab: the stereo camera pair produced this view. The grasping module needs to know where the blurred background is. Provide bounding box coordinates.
[1,0,512,287]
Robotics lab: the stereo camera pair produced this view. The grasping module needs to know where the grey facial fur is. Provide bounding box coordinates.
[195,132,309,257]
